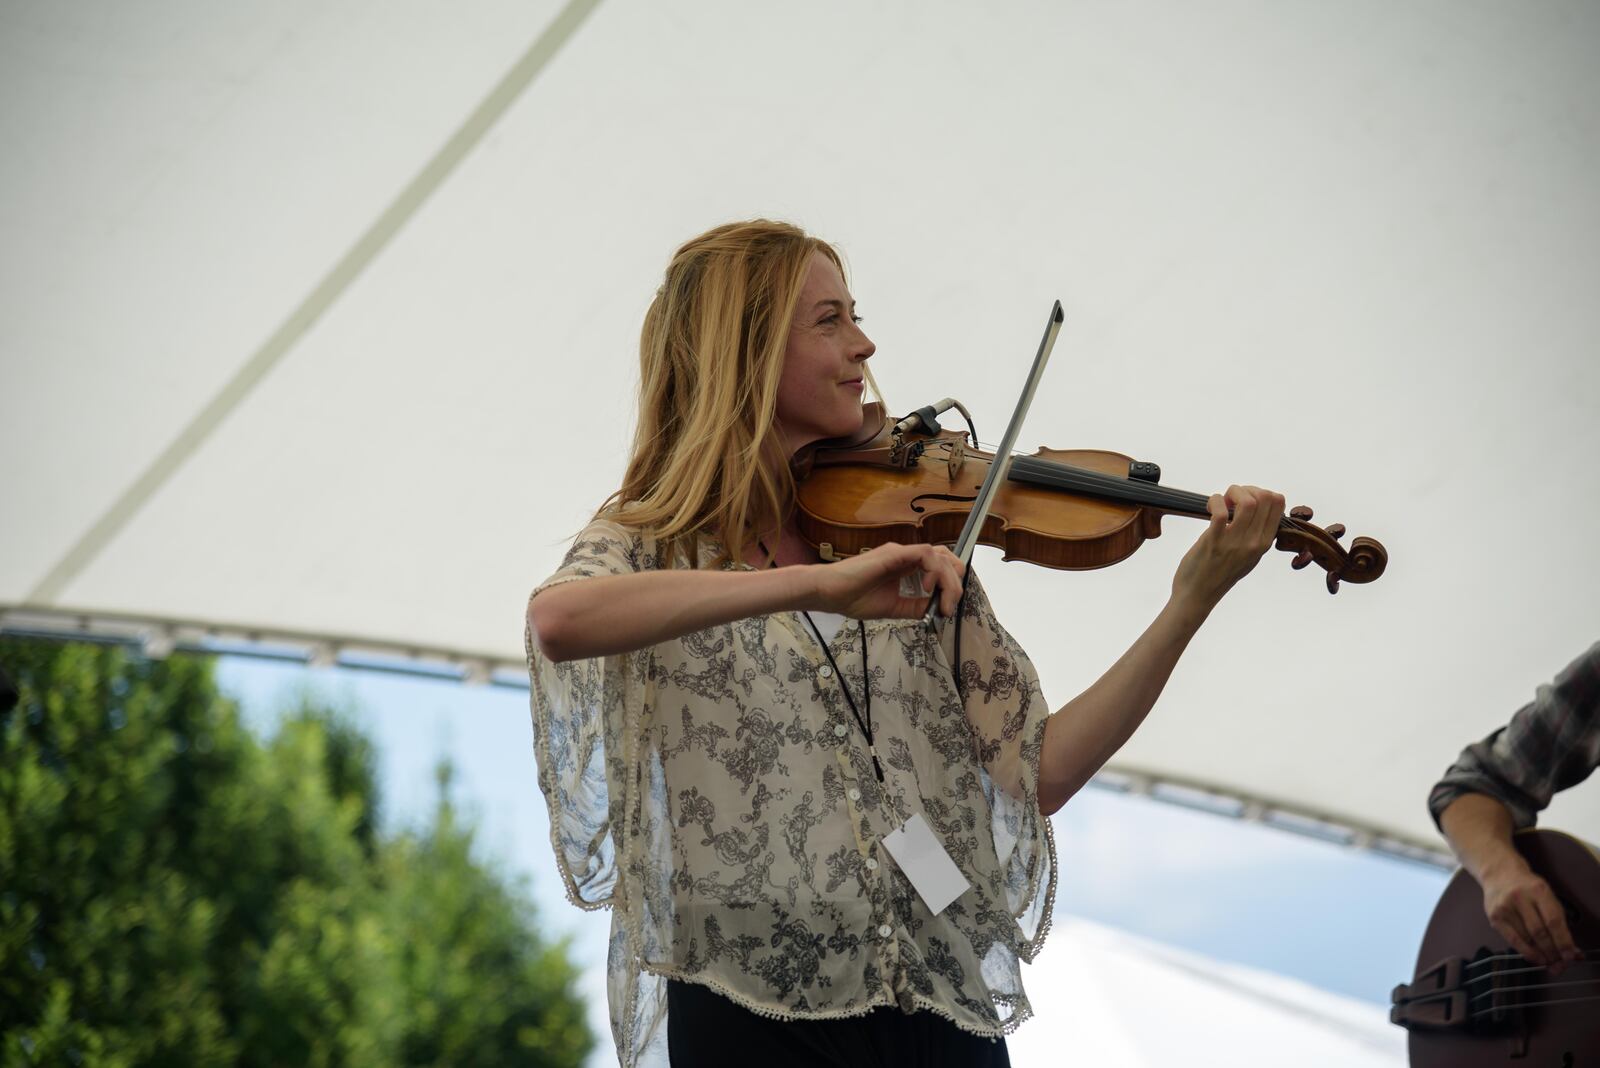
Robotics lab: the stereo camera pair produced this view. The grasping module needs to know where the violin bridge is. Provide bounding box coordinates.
[945,440,966,482]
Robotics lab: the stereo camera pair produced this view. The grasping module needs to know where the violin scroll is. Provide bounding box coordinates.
[1276,504,1388,594]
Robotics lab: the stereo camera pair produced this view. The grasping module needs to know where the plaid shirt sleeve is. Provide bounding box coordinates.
[1428,642,1600,831]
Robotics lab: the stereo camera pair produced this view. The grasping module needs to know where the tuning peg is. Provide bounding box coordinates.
[1326,523,1346,540]
[1326,572,1341,595]
[1289,505,1314,522]
[1291,550,1313,570]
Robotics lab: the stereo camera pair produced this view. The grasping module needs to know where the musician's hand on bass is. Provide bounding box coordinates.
[1481,858,1581,974]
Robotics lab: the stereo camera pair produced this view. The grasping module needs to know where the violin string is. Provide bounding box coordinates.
[958,438,1304,532]
[970,435,1228,507]
[1007,455,1211,515]
[970,438,1222,514]
[1018,455,1210,512]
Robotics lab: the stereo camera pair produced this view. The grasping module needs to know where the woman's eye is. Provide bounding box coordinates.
[851,315,865,325]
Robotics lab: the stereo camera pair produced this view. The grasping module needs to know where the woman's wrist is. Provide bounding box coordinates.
[742,557,819,614]
[1162,588,1215,635]
[785,562,827,614]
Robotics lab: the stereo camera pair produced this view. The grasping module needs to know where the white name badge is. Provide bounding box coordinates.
[880,813,969,915]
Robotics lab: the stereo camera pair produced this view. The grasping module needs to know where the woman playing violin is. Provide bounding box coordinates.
[525,219,1286,1067]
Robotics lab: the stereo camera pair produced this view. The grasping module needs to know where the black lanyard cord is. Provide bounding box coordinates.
[804,613,881,783]
[759,539,882,783]
[952,559,971,702]
[759,544,973,781]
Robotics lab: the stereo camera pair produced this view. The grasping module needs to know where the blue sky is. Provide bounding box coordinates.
[217,654,1450,1063]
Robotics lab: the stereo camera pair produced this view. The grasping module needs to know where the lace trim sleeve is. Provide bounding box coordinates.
[942,568,1057,959]
[525,519,656,909]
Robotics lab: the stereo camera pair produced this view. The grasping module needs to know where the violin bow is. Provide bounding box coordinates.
[921,300,1065,630]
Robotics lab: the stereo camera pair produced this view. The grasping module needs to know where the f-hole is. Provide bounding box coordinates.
[908,492,978,514]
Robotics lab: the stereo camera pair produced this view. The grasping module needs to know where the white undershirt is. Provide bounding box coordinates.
[803,610,846,645]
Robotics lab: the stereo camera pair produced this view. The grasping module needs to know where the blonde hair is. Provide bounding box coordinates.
[599,220,876,569]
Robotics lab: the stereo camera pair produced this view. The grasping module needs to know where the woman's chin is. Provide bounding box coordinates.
[780,405,870,454]
[830,406,867,440]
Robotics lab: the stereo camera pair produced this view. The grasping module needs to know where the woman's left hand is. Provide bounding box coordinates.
[1170,484,1286,616]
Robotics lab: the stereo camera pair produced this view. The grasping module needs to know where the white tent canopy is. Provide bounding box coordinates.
[1010,918,1406,1067]
[4,0,1597,856]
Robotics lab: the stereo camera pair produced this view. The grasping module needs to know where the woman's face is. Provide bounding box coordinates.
[775,251,875,455]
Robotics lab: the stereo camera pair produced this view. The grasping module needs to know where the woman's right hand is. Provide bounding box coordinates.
[806,542,965,619]
[531,541,967,663]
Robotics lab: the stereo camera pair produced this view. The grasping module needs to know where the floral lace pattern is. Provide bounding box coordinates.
[525,520,1057,1067]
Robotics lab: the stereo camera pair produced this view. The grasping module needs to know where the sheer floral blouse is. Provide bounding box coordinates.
[525,518,1058,1067]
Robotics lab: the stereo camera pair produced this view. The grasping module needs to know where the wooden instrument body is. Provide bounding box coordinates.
[1397,829,1600,1066]
[797,444,1162,572]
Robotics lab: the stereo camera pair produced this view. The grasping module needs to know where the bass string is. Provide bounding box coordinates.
[1471,962,1600,986]
[1467,975,1600,1004]
[1466,991,1600,1020]
[1392,954,1599,1008]
[1465,949,1598,972]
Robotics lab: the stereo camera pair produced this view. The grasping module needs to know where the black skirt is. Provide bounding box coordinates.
[666,979,1012,1068]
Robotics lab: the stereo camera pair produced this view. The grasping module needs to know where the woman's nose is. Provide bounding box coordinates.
[853,325,875,361]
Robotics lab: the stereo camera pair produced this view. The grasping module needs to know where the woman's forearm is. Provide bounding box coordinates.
[1037,594,1210,815]
[528,566,815,662]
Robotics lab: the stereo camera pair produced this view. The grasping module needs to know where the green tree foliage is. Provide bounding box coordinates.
[0,638,592,1068]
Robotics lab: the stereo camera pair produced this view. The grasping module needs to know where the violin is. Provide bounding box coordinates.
[792,402,1387,593]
